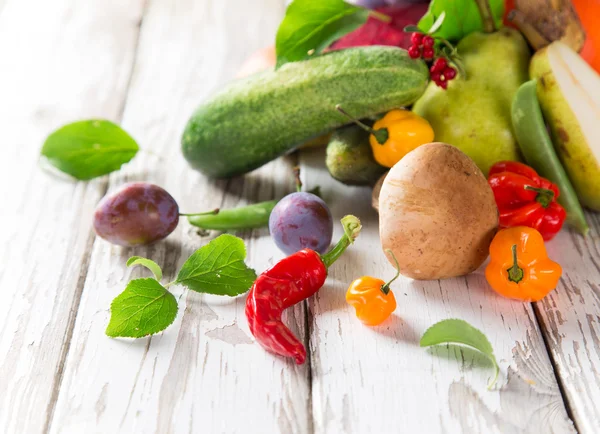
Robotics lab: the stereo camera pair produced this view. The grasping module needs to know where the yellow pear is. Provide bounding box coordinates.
[530,41,600,211]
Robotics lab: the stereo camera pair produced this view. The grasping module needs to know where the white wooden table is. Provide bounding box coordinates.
[1,0,600,433]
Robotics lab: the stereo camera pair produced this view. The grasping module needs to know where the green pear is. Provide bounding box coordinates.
[530,42,600,211]
[413,27,530,175]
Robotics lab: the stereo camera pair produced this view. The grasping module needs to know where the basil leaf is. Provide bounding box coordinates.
[106,278,177,338]
[127,256,163,281]
[276,0,369,68]
[420,319,499,389]
[41,120,139,180]
[175,234,257,296]
[418,0,504,41]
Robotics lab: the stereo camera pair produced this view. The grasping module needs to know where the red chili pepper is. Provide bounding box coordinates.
[488,161,566,241]
[245,215,362,364]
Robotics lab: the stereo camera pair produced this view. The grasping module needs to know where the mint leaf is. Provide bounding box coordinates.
[275,0,369,68]
[106,278,177,338]
[417,0,504,41]
[41,120,139,180]
[127,256,163,281]
[420,319,499,389]
[175,234,256,296]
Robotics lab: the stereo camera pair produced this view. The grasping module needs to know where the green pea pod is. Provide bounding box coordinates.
[188,200,277,231]
[511,79,589,236]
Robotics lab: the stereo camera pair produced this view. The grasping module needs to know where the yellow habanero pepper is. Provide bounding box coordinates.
[485,227,562,302]
[336,106,434,168]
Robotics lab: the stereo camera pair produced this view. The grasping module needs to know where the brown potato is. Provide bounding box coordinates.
[379,143,498,280]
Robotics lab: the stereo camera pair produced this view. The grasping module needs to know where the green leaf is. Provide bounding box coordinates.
[106,278,177,338]
[420,319,499,389]
[417,0,504,41]
[127,256,163,281]
[41,120,139,180]
[175,234,257,296]
[275,0,369,68]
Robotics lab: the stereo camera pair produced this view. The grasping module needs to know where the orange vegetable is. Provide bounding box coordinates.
[572,0,600,73]
[346,251,398,326]
[485,226,562,301]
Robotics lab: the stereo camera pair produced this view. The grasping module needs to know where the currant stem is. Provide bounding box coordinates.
[320,215,362,269]
[506,244,524,283]
[380,249,400,295]
[179,208,220,217]
[335,105,388,144]
[474,0,496,33]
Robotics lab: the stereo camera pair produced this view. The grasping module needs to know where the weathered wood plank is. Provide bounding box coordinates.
[535,213,600,433]
[49,1,312,433]
[0,1,145,433]
[300,149,575,433]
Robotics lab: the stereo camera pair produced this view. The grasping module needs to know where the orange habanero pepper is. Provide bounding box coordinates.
[485,227,562,302]
[346,250,398,326]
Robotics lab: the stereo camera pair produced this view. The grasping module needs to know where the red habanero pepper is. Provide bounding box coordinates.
[245,215,362,364]
[488,161,567,241]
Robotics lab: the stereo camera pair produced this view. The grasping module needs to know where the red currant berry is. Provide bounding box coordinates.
[431,57,448,73]
[408,45,421,59]
[430,71,441,83]
[422,36,435,48]
[444,66,457,80]
[411,32,424,46]
[422,47,434,60]
[438,80,448,90]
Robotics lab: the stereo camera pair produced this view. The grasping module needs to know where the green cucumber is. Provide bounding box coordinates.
[326,123,386,186]
[511,79,589,235]
[182,46,429,178]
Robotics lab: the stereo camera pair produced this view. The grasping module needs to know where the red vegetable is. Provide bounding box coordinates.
[246,216,361,364]
[488,161,567,241]
[330,4,429,51]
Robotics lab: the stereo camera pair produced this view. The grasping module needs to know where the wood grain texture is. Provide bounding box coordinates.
[535,212,600,434]
[0,1,145,433]
[48,1,312,433]
[300,149,575,434]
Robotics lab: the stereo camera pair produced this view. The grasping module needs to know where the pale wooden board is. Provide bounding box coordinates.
[300,149,575,434]
[534,213,600,434]
[0,1,145,433]
[48,1,312,433]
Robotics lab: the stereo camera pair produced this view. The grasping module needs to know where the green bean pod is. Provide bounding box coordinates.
[188,200,277,231]
[511,79,589,235]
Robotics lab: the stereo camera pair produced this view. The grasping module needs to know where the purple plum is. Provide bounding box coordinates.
[93,182,179,247]
[269,192,333,255]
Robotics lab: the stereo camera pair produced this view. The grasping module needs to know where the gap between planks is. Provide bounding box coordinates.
[41,1,152,432]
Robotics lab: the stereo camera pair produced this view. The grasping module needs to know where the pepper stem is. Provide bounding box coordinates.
[474,0,496,33]
[320,215,362,269]
[506,244,524,283]
[524,185,555,208]
[179,208,220,217]
[380,249,400,295]
[294,166,302,193]
[335,105,388,145]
